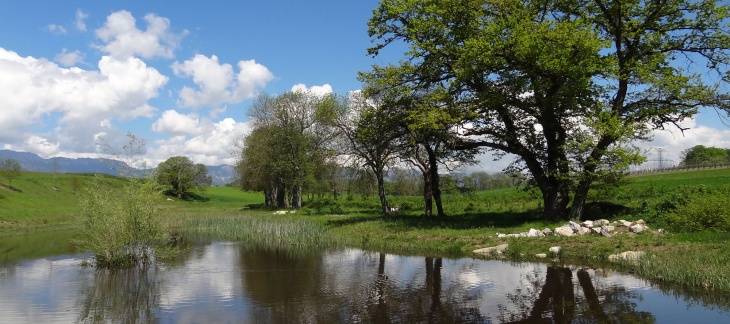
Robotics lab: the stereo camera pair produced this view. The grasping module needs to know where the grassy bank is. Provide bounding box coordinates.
[3,168,730,292]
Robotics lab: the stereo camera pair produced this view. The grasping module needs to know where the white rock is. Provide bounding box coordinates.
[629,224,646,233]
[608,251,646,262]
[635,219,645,225]
[591,227,602,234]
[497,233,507,238]
[549,246,562,254]
[527,228,545,237]
[619,220,633,227]
[582,220,595,228]
[568,221,582,232]
[535,253,547,258]
[596,219,610,226]
[274,210,288,215]
[473,244,509,255]
[604,225,615,232]
[555,226,574,237]
[600,226,613,237]
[542,228,553,236]
[576,227,591,236]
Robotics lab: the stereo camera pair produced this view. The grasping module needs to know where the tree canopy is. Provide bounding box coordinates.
[0,158,22,187]
[365,0,730,220]
[155,156,208,198]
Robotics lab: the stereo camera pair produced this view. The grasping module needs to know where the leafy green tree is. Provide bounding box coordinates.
[0,158,21,187]
[195,163,213,188]
[680,145,730,166]
[330,91,406,214]
[238,91,340,208]
[155,156,197,198]
[366,0,730,220]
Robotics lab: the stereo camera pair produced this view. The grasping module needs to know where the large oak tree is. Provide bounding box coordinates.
[366,0,730,220]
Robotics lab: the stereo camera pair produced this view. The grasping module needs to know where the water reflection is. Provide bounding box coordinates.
[1,241,730,323]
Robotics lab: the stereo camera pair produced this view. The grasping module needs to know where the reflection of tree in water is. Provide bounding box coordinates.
[76,268,162,324]
[238,248,487,323]
[354,253,487,323]
[499,266,655,323]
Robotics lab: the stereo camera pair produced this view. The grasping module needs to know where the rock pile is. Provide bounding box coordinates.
[496,219,651,238]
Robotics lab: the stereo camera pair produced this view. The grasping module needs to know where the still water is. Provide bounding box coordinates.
[2,238,730,323]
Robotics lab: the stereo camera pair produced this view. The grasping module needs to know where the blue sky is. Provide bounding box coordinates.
[0,1,728,170]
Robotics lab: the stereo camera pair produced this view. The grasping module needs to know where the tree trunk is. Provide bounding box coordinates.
[542,183,571,221]
[422,171,433,217]
[426,145,446,217]
[568,180,591,220]
[375,168,389,215]
[276,186,288,208]
[291,184,302,209]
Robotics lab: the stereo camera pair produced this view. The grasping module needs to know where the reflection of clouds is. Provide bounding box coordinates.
[0,257,88,324]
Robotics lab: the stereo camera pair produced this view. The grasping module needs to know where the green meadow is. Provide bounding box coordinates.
[2,168,730,291]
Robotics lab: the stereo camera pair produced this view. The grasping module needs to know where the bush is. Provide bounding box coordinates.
[655,185,730,232]
[74,175,174,268]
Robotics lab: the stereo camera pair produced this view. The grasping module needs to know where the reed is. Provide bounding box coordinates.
[180,214,334,249]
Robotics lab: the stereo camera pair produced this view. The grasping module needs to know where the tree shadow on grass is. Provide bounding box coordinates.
[0,183,22,193]
[325,210,545,230]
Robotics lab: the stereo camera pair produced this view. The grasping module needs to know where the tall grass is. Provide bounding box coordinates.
[180,215,334,249]
[636,247,730,292]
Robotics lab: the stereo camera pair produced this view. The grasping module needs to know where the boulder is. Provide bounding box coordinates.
[582,220,595,228]
[473,244,509,255]
[535,253,547,258]
[629,224,646,233]
[549,246,562,254]
[576,227,591,236]
[619,220,633,227]
[600,227,613,238]
[568,221,582,232]
[555,226,574,237]
[595,219,610,226]
[542,228,553,236]
[527,228,545,237]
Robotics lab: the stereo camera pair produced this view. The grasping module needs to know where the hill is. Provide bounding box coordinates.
[0,149,235,186]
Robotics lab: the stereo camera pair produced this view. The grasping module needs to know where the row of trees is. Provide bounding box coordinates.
[680,145,730,167]
[236,0,730,221]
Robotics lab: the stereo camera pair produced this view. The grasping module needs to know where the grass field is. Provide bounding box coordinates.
[2,168,730,292]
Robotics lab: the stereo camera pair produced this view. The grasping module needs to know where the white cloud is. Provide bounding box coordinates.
[94,10,186,59]
[75,9,88,31]
[172,54,274,108]
[291,83,333,97]
[3,136,61,158]
[636,118,730,163]
[152,110,203,136]
[54,48,84,66]
[48,24,67,35]
[0,47,168,154]
[148,118,251,166]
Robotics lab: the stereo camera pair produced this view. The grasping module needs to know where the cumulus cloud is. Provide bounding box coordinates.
[636,118,730,163]
[54,48,84,66]
[148,118,251,166]
[0,47,168,153]
[152,110,203,136]
[75,9,88,31]
[291,83,333,97]
[3,136,61,158]
[95,10,186,59]
[172,54,274,108]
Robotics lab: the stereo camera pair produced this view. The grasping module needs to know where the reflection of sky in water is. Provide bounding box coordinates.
[1,243,730,323]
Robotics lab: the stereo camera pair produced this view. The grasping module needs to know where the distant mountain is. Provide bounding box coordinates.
[0,150,236,186]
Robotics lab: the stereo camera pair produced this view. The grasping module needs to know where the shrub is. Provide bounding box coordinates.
[655,185,730,232]
[74,175,174,268]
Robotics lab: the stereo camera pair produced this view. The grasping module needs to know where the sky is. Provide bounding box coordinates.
[1,1,729,171]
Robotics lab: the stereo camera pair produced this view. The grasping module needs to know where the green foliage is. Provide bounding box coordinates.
[0,158,22,186]
[155,156,200,198]
[75,175,173,268]
[680,145,730,166]
[655,186,730,232]
[365,0,730,221]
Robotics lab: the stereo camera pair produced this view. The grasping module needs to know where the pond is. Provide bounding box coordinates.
[2,234,730,323]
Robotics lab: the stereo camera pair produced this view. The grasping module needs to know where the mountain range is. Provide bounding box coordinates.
[0,149,235,186]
